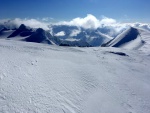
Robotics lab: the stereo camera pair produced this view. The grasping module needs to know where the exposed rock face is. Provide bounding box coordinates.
[20,31,34,37]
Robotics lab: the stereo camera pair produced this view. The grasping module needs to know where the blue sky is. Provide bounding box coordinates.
[0,0,150,22]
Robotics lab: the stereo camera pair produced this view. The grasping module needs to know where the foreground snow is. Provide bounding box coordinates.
[0,39,150,113]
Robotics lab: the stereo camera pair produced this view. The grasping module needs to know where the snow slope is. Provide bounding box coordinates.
[104,27,150,50]
[105,27,139,47]
[138,28,150,53]
[0,39,150,113]
[0,29,14,39]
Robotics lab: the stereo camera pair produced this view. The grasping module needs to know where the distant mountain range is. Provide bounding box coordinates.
[0,24,150,50]
[0,24,113,47]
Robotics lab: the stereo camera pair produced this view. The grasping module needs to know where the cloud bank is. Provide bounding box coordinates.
[0,14,150,37]
[56,14,123,29]
[55,14,150,37]
[57,14,100,29]
[0,18,49,30]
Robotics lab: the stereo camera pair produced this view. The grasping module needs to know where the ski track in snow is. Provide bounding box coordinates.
[0,39,150,113]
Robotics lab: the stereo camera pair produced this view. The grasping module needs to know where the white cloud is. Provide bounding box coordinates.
[100,17,116,25]
[57,14,100,29]
[0,15,119,31]
[55,31,65,36]
[55,14,119,30]
[42,17,49,22]
[132,23,150,31]
[42,17,54,22]
[0,15,150,38]
[70,29,81,37]
[0,18,49,30]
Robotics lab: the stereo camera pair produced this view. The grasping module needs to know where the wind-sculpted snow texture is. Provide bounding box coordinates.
[0,39,150,113]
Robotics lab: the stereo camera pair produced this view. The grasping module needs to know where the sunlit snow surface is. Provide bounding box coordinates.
[0,38,150,113]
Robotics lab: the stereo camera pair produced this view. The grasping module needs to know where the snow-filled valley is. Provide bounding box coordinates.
[0,21,150,113]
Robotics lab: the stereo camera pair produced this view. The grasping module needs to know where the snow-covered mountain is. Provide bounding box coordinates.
[51,25,112,46]
[0,24,112,47]
[102,27,150,51]
[1,23,150,50]
[25,28,55,44]
[7,24,32,38]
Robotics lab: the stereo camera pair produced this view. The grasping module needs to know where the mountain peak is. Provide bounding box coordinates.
[18,24,27,30]
[104,27,140,47]
[7,24,31,38]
